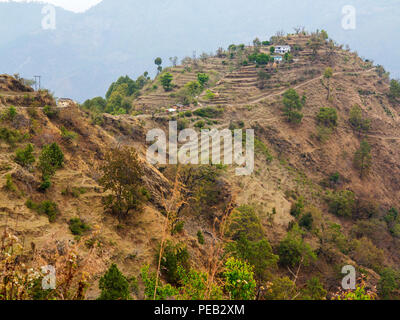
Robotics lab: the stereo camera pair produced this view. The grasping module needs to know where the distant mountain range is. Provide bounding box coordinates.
[0,0,399,102]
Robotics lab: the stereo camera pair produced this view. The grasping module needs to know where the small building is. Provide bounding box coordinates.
[272,56,283,63]
[167,108,177,113]
[275,45,291,54]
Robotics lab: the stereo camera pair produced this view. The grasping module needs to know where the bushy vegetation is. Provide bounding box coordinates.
[26,199,59,222]
[100,147,149,221]
[69,218,91,236]
[226,205,278,281]
[317,107,338,127]
[82,74,150,115]
[0,127,29,147]
[160,72,174,91]
[38,143,64,186]
[282,89,305,123]
[326,190,355,218]
[157,241,190,285]
[223,257,256,300]
[193,106,223,118]
[98,264,130,300]
[278,225,316,267]
[349,104,371,135]
[14,144,35,167]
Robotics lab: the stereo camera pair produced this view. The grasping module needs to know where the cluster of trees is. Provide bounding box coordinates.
[82,74,150,115]
[170,73,210,105]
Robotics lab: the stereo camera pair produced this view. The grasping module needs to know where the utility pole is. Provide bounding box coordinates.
[34,75,41,91]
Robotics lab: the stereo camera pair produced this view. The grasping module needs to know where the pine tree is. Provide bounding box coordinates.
[98,264,130,300]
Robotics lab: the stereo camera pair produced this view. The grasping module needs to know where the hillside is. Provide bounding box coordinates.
[1,31,400,300]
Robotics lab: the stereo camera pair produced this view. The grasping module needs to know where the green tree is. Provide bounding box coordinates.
[99,147,147,221]
[278,226,316,267]
[157,241,190,285]
[155,57,163,74]
[378,268,400,300]
[269,46,275,54]
[98,264,130,300]
[255,53,270,65]
[177,266,222,300]
[317,107,338,127]
[390,79,400,99]
[38,143,64,179]
[223,258,256,300]
[301,277,327,300]
[282,88,304,124]
[349,104,371,136]
[354,140,372,178]
[327,190,355,218]
[15,144,35,167]
[160,72,174,91]
[197,73,209,87]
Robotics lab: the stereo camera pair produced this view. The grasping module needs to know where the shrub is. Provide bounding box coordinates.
[157,241,190,285]
[226,236,278,281]
[141,265,177,300]
[26,199,58,222]
[226,205,264,241]
[38,177,51,192]
[98,264,130,300]
[4,174,16,192]
[349,105,371,135]
[60,126,77,142]
[389,79,400,99]
[317,107,338,127]
[193,107,223,118]
[2,106,17,121]
[350,237,384,272]
[171,220,184,235]
[378,268,400,300]
[326,190,355,218]
[301,277,327,300]
[223,258,256,300]
[160,72,174,91]
[290,197,304,218]
[43,105,58,119]
[69,218,91,236]
[263,277,297,300]
[278,226,316,267]
[0,127,28,147]
[299,212,313,231]
[197,73,209,87]
[177,266,222,300]
[38,143,64,179]
[15,144,35,167]
[282,89,304,124]
[197,230,205,245]
[194,120,205,128]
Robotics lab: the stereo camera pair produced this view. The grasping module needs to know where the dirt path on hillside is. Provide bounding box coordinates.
[237,68,377,106]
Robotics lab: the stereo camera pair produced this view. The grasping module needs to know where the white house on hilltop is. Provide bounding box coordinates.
[275,45,291,54]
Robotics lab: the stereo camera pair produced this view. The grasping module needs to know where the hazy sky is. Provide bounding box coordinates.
[0,0,102,12]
